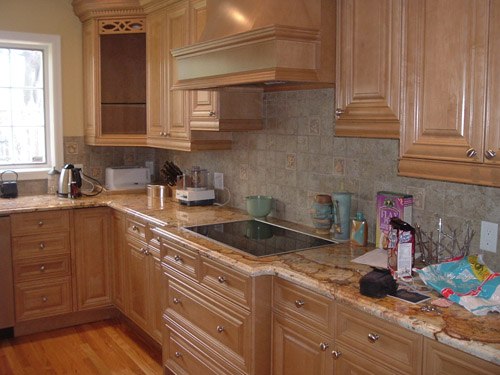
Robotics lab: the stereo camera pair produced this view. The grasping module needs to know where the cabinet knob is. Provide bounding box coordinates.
[217,276,226,284]
[42,296,48,303]
[144,249,151,256]
[132,225,139,232]
[466,148,477,158]
[331,350,342,359]
[335,108,345,117]
[216,325,225,333]
[209,111,216,117]
[319,342,329,351]
[40,265,45,272]
[156,236,161,242]
[39,242,45,249]
[173,297,181,305]
[294,299,305,308]
[485,149,497,159]
[174,351,182,358]
[38,221,44,226]
[173,254,182,262]
[367,333,380,343]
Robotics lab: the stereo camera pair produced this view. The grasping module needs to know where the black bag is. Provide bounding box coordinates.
[1,170,18,198]
[359,269,397,298]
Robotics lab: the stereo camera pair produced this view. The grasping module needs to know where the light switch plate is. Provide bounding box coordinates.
[480,221,498,253]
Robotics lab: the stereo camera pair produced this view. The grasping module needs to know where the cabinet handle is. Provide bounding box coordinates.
[216,325,225,333]
[332,350,342,359]
[174,351,182,358]
[294,299,305,308]
[38,221,44,226]
[217,276,226,283]
[466,148,477,158]
[209,111,216,117]
[39,242,45,249]
[132,225,139,231]
[144,249,150,256]
[160,131,164,136]
[335,108,345,117]
[156,236,161,242]
[42,296,48,303]
[173,254,182,262]
[319,342,329,351]
[173,297,181,304]
[368,333,380,343]
[40,265,45,272]
[485,149,497,159]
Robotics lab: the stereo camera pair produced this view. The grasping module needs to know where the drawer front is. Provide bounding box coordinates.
[164,323,239,375]
[200,257,251,308]
[126,216,147,241]
[167,278,250,361]
[336,304,422,374]
[14,255,71,282]
[163,240,198,280]
[11,210,70,236]
[273,277,334,332]
[12,232,70,259]
[15,277,72,321]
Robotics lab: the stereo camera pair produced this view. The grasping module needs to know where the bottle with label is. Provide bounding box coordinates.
[350,212,368,246]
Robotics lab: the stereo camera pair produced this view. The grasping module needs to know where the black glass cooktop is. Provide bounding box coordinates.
[184,220,335,258]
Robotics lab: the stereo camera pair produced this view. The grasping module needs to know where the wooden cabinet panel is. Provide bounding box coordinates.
[333,342,396,374]
[335,0,402,138]
[14,255,71,282]
[127,238,150,330]
[111,211,127,312]
[151,254,163,343]
[74,208,112,310]
[125,215,148,241]
[163,240,199,281]
[423,338,500,375]
[15,277,72,322]
[272,313,333,375]
[12,232,70,259]
[11,210,70,236]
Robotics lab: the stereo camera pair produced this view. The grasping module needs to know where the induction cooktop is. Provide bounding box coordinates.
[183,220,336,258]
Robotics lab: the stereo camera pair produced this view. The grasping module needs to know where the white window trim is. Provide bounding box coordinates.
[0,30,63,181]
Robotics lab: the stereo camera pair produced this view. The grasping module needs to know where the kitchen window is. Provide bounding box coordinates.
[0,31,63,180]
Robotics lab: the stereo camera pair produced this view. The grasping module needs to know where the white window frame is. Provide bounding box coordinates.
[0,30,63,181]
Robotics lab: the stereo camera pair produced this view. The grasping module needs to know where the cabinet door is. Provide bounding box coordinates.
[127,239,149,330]
[423,338,500,375]
[333,343,396,375]
[272,314,333,375]
[150,255,163,344]
[485,0,500,166]
[146,8,168,141]
[111,211,127,312]
[400,1,489,167]
[166,1,190,140]
[74,208,112,310]
[335,0,402,138]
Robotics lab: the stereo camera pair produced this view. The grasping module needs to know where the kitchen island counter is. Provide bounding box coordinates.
[1,193,498,365]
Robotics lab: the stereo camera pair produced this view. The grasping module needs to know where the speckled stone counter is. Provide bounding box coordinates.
[1,193,499,365]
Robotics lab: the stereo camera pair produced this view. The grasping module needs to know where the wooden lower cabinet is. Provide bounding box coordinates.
[111,211,127,312]
[74,208,112,310]
[423,338,500,375]
[272,313,334,375]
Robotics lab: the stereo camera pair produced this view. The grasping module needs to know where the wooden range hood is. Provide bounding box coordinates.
[171,0,335,89]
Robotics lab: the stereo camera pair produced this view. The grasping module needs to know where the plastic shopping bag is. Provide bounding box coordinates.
[417,255,500,316]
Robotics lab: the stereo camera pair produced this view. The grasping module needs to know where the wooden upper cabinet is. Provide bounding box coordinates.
[399,0,500,187]
[335,0,402,138]
[81,17,148,146]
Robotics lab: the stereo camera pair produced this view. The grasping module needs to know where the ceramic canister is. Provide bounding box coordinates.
[310,194,333,234]
[332,192,352,241]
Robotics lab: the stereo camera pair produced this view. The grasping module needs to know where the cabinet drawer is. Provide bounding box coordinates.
[163,240,199,280]
[167,278,250,364]
[14,254,71,282]
[15,277,72,321]
[11,210,70,236]
[164,323,241,375]
[336,304,422,374]
[12,232,70,259]
[273,277,334,333]
[200,257,251,308]
[126,216,147,241]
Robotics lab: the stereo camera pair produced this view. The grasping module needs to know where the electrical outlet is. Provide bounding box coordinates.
[214,172,224,189]
[480,221,498,253]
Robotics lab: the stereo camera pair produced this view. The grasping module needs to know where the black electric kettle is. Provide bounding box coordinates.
[0,170,18,198]
[58,164,82,198]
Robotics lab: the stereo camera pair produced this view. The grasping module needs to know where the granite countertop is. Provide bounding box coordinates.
[1,193,499,365]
